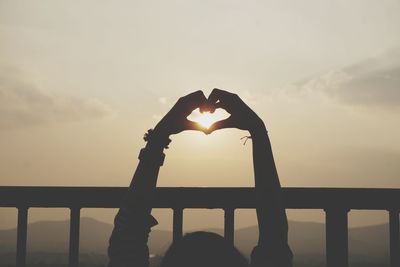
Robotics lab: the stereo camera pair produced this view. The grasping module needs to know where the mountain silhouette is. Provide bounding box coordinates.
[0,217,390,266]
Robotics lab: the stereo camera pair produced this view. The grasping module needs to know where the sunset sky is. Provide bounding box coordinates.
[1,0,399,230]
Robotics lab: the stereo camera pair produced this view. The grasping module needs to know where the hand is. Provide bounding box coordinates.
[154,90,209,136]
[206,88,265,134]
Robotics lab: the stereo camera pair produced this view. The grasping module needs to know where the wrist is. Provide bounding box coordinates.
[143,128,171,151]
[249,118,267,137]
[153,122,172,138]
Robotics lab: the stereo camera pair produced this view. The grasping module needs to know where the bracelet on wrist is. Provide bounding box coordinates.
[143,129,171,149]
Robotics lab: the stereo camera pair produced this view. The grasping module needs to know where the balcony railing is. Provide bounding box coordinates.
[0,186,399,267]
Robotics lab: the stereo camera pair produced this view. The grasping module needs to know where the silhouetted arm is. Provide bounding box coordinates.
[107,137,167,267]
[249,125,293,267]
[207,88,293,267]
[108,91,207,267]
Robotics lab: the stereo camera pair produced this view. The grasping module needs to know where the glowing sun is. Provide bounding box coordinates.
[187,108,230,129]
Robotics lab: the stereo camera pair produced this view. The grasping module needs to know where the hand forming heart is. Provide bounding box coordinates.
[186,106,230,129]
[154,88,265,137]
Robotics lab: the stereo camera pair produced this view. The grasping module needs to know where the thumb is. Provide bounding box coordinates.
[206,116,236,134]
[184,119,208,132]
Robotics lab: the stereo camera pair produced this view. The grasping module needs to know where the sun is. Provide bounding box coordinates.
[195,112,215,129]
[187,108,230,129]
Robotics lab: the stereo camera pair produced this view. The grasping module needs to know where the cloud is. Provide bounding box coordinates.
[296,48,400,108]
[158,97,168,105]
[0,67,113,130]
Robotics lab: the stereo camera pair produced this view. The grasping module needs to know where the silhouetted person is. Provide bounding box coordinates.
[162,231,248,267]
[108,89,293,267]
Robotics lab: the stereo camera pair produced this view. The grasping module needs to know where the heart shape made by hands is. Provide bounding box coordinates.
[187,108,230,129]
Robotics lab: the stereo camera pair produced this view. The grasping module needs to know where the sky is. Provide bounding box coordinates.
[0,0,399,230]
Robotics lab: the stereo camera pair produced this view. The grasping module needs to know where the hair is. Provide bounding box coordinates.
[160,231,249,267]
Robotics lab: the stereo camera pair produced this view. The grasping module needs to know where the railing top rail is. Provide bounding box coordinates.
[0,186,399,210]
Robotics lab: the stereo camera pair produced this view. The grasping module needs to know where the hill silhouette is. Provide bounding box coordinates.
[0,217,390,266]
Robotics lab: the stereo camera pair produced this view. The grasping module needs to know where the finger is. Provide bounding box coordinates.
[185,91,213,113]
[200,101,218,113]
[182,90,207,104]
[214,102,225,110]
[206,116,236,134]
[208,88,233,104]
[182,90,213,114]
[207,88,236,113]
[183,119,207,132]
[199,100,213,113]
[180,90,208,114]
[203,103,230,116]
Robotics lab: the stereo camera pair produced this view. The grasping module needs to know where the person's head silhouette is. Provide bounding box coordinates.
[161,231,249,267]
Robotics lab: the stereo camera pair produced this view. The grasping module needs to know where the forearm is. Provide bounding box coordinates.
[251,125,282,192]
[250,124,292,267]
[125,140,165,205]
[107,90,206,266]
[108,131,169,267]
[251,125,288,244]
